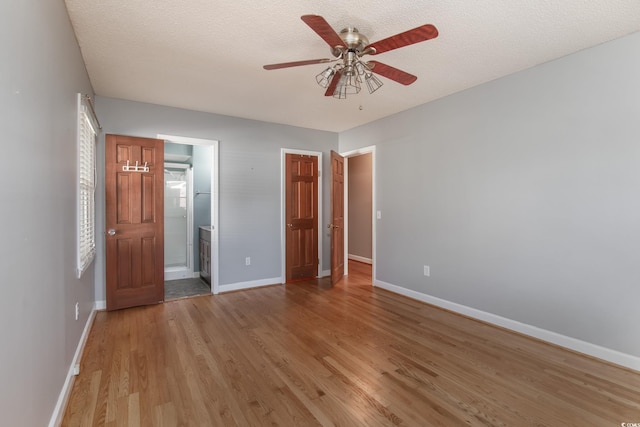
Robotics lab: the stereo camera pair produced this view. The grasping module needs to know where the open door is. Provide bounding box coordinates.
[105,134,165,311]
[330,150,345,284]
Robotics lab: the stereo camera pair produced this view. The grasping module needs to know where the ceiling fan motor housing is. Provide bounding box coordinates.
[331,27,370,57]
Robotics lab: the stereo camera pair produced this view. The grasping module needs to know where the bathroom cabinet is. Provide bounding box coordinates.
[199,226,212,285]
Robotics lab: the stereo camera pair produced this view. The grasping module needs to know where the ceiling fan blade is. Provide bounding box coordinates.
[324,69,342,96]
[366,24,438,55]
[263,58,333,70]
[301,15,346,49]
[368,61,417,85]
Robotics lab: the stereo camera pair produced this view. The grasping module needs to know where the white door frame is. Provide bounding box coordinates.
[280,149,324,282]
[341,146,376,282]
[158,134,220,294]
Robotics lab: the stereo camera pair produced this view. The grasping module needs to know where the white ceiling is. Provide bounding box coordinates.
[64,0,640,132]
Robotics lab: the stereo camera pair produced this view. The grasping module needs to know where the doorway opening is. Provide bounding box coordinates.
[342,146,376,282]
[159,134,220,295]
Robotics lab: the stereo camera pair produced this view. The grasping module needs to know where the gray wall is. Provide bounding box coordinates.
[348,153,373,260]
[0,1,95,425]
[340,32,640,358]
[94,97,338,301]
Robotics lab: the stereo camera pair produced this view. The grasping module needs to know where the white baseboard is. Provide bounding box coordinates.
[374,279,640,372]
[95,300,106,311]
[319,269,331,278]
[348,254,372,264]
[218,277,282,293]
[48,305,98,427]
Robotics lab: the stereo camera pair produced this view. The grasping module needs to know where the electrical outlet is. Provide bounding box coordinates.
[423,265,430,277]
[75,302,79,320]
[245,257,251,266]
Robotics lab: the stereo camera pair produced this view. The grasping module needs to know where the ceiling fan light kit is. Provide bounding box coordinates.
[365,72,384,94]
[264,15,438,99]
[315,48,385,98]
[315,67,335,88]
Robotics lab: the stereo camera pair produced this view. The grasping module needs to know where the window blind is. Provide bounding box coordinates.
[77,94,98,278]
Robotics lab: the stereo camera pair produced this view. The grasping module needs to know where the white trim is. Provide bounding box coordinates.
[280,149,324,282]
[374,279,640,372]
[211,142,220,294]
[48,306,98,427]
[218,277,282,293]
[348,254,372,264]
[95,300,106,311]
[158,134,220,295]
[340,146,376,282]
[320,269,331,278]
[344,158,348,276]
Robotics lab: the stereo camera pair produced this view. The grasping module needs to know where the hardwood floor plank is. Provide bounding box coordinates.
[62,261,640,426]
[152,402,176,427]
[80,370,101,427]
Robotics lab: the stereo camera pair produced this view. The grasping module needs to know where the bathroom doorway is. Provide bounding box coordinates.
[160,135,219,297]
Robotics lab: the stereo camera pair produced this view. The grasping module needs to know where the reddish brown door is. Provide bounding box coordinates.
[105,134,164,310]
[330,150,345,284]
[285,153,318,282]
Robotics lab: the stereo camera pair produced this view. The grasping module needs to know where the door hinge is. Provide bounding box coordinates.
[318,258,320,265]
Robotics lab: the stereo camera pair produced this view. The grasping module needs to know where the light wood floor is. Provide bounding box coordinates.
[63,261,640,426]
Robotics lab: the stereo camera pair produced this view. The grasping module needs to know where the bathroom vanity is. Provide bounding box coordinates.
[199,225,212,286]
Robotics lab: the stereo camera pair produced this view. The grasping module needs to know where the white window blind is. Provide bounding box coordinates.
[77,93,98,278]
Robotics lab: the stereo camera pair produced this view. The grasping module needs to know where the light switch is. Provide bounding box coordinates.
[377,210,382,219]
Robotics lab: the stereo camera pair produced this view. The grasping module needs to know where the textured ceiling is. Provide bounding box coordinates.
[64,0,640,132]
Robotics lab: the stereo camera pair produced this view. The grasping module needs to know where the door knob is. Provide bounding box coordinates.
[287,223,293,228]
[107,229,116,236]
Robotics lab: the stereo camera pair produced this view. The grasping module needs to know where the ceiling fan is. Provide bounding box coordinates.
[263,15,439,99]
